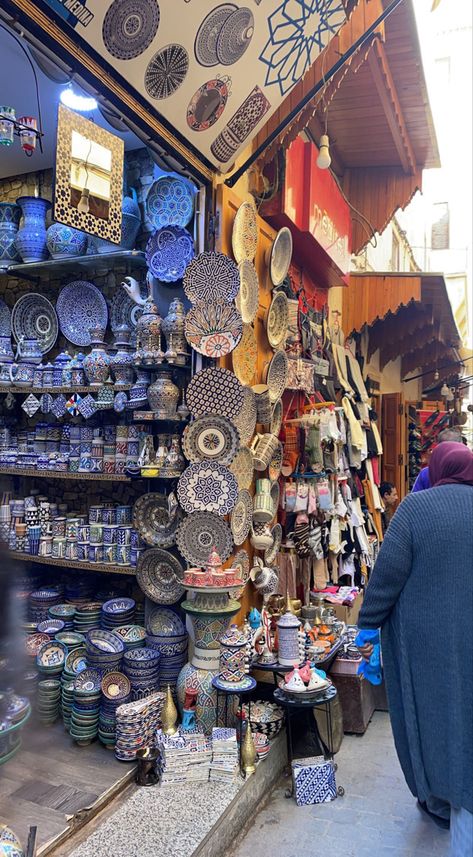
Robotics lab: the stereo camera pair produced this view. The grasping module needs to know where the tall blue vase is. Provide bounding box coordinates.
[15,196,51,263]
[0,202,21,269]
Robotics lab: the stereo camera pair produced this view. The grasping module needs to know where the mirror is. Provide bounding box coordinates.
[54,104,124,243]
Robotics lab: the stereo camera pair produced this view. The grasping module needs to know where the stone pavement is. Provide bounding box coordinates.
[231,712,450,857]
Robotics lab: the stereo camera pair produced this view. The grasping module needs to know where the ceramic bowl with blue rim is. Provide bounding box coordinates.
[36,640,68,669]
[145,226,194,282]
[37,619,65,636]
[102,597,136,616]
[74,668,102,694]
[86,629,125,655]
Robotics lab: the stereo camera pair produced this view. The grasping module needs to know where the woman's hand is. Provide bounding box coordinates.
[357,642,374,662]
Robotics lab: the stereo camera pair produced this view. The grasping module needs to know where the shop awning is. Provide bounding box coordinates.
[252,0,439,253]
[4,0,348,178]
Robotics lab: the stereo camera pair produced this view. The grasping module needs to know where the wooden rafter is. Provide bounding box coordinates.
[367,40,416,175]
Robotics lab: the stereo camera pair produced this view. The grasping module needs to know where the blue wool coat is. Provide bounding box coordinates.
[358,484,473,812]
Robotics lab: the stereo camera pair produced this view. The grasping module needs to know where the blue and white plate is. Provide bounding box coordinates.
[146,176,195,229]
[145,226,194,282]
[56,280,108,346]
[12,293,58,354]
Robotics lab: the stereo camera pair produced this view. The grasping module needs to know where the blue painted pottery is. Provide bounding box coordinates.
[46,222,87,259]
[0,201,21,269]
[15,196,51,263]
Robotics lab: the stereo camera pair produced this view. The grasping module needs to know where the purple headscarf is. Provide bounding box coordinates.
[429,441,473,487]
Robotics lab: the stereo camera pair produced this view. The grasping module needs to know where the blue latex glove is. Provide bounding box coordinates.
[354,629,382,685]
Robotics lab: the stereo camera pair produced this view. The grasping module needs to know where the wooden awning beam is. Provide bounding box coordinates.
[367,40,416,175]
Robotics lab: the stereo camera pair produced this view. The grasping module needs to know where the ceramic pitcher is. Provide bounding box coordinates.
[250,433,280,471]
[253,478,274,523]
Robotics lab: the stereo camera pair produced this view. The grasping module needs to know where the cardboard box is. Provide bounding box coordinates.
[327,591,363,625]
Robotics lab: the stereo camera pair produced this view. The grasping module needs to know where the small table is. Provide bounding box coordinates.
[250,640,343,688]
[211,676,257,774]
[273,686,344,798]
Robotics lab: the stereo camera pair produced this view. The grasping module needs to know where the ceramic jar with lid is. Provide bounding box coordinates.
[147,370,179,418]
[219,624,249,682]
[276,611,301,666]
[133,296,163,365]
[110,325,135,386]
[52,351,71,387]
[17,336,42,365]
[162,298,187,354]
[83,327,111,386]
[69,354,85,386]
[161,435,186,477]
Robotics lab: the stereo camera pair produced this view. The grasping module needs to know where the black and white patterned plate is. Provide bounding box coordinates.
[177,461,238,516]
[270,227,293,286]
[132,493,184,548]
[136,548,184,605]
[231,489,253,545]
[216,7,254,66]
[186,367,244,420]
[232,201,258,263]
[102,0,160,61]
[11,293,58,354]
[194,4,237,67]
[182,415,240,465]
[266,349,289,403]
[234,385,257,445]
[145,43,189,99]
[183,251,240,305]
[176,512,233,567]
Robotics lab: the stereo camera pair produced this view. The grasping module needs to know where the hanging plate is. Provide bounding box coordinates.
[12,293,58,354]
[187,77,231,131]
[231,489,253,545]
[234,385,257,445]
[270,400,283,437]
[264,523,282,565]
[183,251,240,304]
[176,511,233,567]
[229,445,254,490]
[232,323,257,386]
[177,461,238,516]
[146,226,194,282]
[136,548,185,605]
[232,201,258,263]
[265,349,289,403]
[186,366,244,420]
[270,227,293,286]
[182,414,240,465]
[268,440,284,481]
[184,302,243,357]
[146,175,195,229]
[56,281,108,347]
[232,548,250,583]
[109,284,146,340]
[132,493,184,548]
[236,260,259,323]
[266,291,289,350]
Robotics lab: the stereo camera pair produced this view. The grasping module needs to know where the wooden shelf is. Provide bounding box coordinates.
[10,551,136,576]
[0,250,147,282]
[0,467,135,481]
[0,385,132,395]
[132,411,187,423]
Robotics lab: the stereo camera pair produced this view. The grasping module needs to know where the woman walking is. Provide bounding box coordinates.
[357,442,473,856]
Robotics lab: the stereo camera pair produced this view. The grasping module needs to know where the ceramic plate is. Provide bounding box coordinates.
[146,226,194,282]
[183,251,240,304]
[56,281,108,347]
[186,367,244,420]
[234,385,257,445]
[194,4,237,66]
[232,548,250,583]
[266,291,289,349]
[182,414,240,465]
[232,324,257,386]
[11,293,58,354]
[236,260,259,323]
[133,492,184,548]
[146,176,194,229]
[184,302,242,357]
[270,400,283,437]
[232,201,258,263]
[187,77,231,131]
[109,284,146,337]
[268,440,284,481]
[229,445,254,490]
[266,349,289,403]
[231,489,253,545]
[176,512,233,567]
[270,480,280,517]
[102,0,160,60]
[270,227,293,286]
[0,298,11,336]
[177,461,238,516]
[264,523,282,565]
[136,548,185,605]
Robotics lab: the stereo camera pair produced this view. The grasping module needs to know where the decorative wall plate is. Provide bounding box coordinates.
[268,440,284,481]
[137,548,185,605]
[232,548,250,583]
[235,260,259,323]
[177,462,238,516]
[187,77,231,131]
[270,400,283,437]
[146,175,194,229]
[184,302,242,357]
[229,445,254,489]
[232,324,257,386]
[266,349,289,403]
[264,523,282,565]
[133,492,184,547]
[110,284,146,334]
[186,367,244,420]
[176,511,233,567]
[232,201,257,263]
[234,385,257,445]
[266,291,289,349]
[11,293,58,354]
[146,226,194,282]
[231,489,253,545]
[183,251,240,305]
[194,4,237,66]
[102,0,160,61]
[218,7,254,65]
[0,298,11,335]
[56,281,108,347]
[270,227,293,286]
[270,480,280,517]
[211,85,270,163]
[145,43,189,99]
[182,414,240,465]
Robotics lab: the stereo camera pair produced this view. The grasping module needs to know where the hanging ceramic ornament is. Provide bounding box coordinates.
[66,393,82,416]
[51,394,67,418]
[77,394,96,419]
[21,393,40,417]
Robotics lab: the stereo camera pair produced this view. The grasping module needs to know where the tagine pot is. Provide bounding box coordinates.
[0,202,21,269]
[83,327,111,386]
[15,196,51,263]
[46,222,87,259]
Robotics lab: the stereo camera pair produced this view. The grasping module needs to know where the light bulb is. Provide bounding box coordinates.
[434,369,439,381]
[77,188,90,214]
[317,134,331,170]
[60,87,97,112]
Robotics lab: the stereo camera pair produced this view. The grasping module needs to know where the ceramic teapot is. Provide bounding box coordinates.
[250,558,278,595]
[250,521,274,551]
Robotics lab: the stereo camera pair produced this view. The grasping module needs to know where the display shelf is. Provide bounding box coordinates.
[0,467,135,481]
[10,551,136,576]
[0,384,133,395]
[0,250,147,282]
[132,411,188,422]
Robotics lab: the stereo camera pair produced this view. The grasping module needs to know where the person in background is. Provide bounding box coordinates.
[357,442,473,856]
[379,481,398,532]
[411,427,463,492]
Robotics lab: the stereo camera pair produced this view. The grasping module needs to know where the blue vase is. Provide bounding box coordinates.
[0,202,21,269]
[92,188,141,254]
[15,196,51,263]
[46,222,87,259]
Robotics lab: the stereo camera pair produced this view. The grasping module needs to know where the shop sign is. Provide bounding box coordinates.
[43,0,94,27]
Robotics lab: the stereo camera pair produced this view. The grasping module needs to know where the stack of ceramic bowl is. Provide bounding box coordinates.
[62,647,87,729]
[135,602,145,626]
[49,603,76,630]
[98,672,131,748]
[37,679,61,725]
[115,692,165,762]
[101,598,136,630]
[29,588,62,623]
[64,577,96,606]
[242,700,285,739]
[70,669,101,745]
[123,648,161,701]
[36,639,68,679]
[74,602,103,634]
[111,625,146,651]
[61,679,75,730]
[146,607,188,693]
[86,629,125,672]
[55,631,85,651]
[37,618,65,638]
[25,632,49,664]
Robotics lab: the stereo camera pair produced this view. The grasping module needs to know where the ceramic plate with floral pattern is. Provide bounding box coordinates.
[236,260,259,323]
[232,201,258,263]
[266,291,289,349]
[184,301,243,357]
[186,366,244,420]
[136,548,185,605]
[176,511,233,567]
[177,461,239,516]
[231,489,253,545]
[182,414,240,465]
[232,323,257,386]
[183,251,240,304]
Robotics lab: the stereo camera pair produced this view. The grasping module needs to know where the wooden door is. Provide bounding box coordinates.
[381,392,406,498]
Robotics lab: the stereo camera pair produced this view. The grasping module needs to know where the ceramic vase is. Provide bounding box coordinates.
[219,625,249,683]
[46,222,87,259]
[128,368,151,408]
[93,188,141,253]
[147,370,179,418]
[15,196,51,263]
[111,325,135,386]
[161,298,187,354]
[134,296,162,366]
[276,611,301,666]
[0,202,21,269]
[83,328,111,386]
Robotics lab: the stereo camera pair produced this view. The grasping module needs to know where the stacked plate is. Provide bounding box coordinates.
[37,679,61,725]
[29,588,62,623]
[49,603,76,629]
[146,607,188,692]
[64,576,96,605]
[86,629,124,671]
[115,692,166,762]
[98,672,131,749]
[36,640,68,678]
[61,678,74,730]
[37,618,65,638]
[70,669,101,745]
[101,598,136,630]
[111,625,146,651]
[123,648,161,701]
[55,631,86,651]
[25,631,49,663]
[74,603,103,634]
